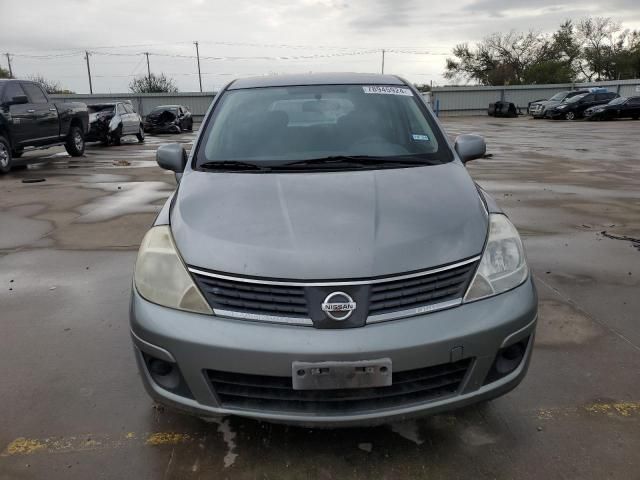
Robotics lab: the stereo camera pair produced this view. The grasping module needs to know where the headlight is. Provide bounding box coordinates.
[464,214,528,302]
[556,105,568,110]
[134,226,212,314]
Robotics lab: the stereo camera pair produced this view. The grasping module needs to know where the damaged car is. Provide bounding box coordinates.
[86,102,144,145]
[144,105,193,134]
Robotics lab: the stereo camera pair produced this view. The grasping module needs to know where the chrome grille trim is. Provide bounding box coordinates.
[367,298,462,324]
[213,308,313,326]
[188,255,481,288]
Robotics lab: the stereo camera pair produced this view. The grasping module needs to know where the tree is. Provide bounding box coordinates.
[24,74,74,94]
[129,73,178,93]
[445,31,548,85]
[0,66,11,79]
[443,17,640,85]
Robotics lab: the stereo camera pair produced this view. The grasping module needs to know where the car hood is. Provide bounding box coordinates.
[170,163,488,279]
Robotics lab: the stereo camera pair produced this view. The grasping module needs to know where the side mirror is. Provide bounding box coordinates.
[157,143,187,173]
[454,134,486,163]
[7,95,29,106]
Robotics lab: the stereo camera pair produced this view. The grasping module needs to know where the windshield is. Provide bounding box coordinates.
[565,94,587,104]
[549,93,567,101]
[195,84,451,168]
[608,97,627,105]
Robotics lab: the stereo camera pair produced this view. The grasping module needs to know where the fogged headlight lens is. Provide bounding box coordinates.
[464,214,528,302]
[134,226,212,314]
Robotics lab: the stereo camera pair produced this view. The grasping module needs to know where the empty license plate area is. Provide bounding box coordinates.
[292,359,392,390]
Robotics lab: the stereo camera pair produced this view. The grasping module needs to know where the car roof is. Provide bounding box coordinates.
[228,72,405,90]
[152,105,181,108]
[88,103,117,107]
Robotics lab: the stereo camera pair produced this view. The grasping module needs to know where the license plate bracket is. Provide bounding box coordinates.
[292,359,392,390]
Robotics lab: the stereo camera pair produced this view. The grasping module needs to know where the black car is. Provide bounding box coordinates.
[0,80,88,173]
[547,91,619,120]
[144,105,193,133]
[529,90,589,118]
[585,96,640,121]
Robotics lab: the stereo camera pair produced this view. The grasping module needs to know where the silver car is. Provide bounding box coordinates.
[130,73,537,426]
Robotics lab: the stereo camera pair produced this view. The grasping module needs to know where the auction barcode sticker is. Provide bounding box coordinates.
[363,86,413,96]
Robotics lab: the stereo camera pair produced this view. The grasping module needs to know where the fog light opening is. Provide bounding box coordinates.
[141,352,193,397]
[149,358,174,377]
[484,337,529,385]
[495,343,525,375]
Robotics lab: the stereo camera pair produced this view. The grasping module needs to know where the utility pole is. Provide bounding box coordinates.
[381,49,385,74]
[5,53,13,78]
[85,51,93,94]
[194,41,203,92]
[144,52,151,81]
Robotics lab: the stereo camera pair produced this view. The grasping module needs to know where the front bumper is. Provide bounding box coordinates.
[130,277,537,426]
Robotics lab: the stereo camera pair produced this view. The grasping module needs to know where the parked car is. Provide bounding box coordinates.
[144,105,193,133]
[585,96,640,121]
[130,73,537,426]
[85,101,144,145]
[528,90,589,118]
[0,79,88,173]
[547,91,619,120]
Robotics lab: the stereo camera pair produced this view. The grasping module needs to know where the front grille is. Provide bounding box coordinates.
[207,359,471,414]
[190,257,478,323]
[192,275,308,317]
[368,261,477,315]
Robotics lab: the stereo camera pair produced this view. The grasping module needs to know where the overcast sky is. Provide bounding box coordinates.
[2,0,640,93]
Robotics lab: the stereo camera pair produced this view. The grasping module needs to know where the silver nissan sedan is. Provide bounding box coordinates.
[130,73,537,426]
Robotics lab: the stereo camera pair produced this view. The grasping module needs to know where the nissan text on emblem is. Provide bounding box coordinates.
[321,291,357,321]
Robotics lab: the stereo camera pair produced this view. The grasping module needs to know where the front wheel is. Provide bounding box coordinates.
[565,112,576,120]
[0,136,12,174]
[136,125,145,143]
[65,125,85,157]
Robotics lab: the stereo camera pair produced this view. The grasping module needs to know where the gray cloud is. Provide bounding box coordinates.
[1,0,638,93]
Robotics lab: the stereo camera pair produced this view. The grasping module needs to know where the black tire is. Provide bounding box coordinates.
[187,119,193,131]
[565,111,576,120]
[136,125,145,143]
[64,125,85,157]
[0,136,12,174]
[111,126,122,146]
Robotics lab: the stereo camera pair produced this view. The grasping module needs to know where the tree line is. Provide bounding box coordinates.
[444,17,640,85]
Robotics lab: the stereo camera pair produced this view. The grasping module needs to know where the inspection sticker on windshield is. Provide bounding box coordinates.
[412,134,430,141]
[363,86,413,96]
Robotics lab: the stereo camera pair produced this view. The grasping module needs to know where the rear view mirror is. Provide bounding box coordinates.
[8,95,29,106]
[454,134,487,163]
[157,143,187,173]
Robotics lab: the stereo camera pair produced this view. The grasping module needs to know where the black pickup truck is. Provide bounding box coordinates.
[0,79,89,173]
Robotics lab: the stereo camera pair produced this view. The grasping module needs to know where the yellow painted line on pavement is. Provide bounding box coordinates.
[1,432,198,457]
[537,401,640,420]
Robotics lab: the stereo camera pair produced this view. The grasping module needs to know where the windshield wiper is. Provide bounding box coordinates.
[199,161,272,172]
[280,155,431,169]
